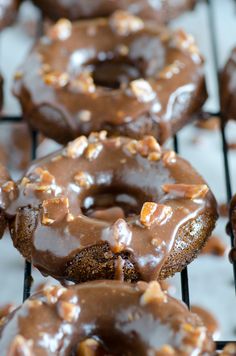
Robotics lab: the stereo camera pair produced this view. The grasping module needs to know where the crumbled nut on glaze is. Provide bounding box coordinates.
[66,213,75,222]
[155,344,175,355]
[140,281,167,305]
[43,71,69,88]
[77,338,101,356]
[49,18,72,41]
[221,343,236,355]
[172,29,201,63]
[88,130,107,143]
[74,172,93,189]
[43,285,67,304]
[26,299,43,309]
[20,177,30,187]
[85,142,103,161]
[181,324,206,351]
[130,79,156,103]
[8,335,33,356]
[70,72,95,94]
[77,110,92,123]
[104,218,132,253]
[162,151,176,165]
[57,300,80,323]
[14,71,23,80]
[65,136,88,159]
[42,197,69,225]
[158,60,184,79]
[140,202,173,228]
[126,136,161,161]
[109,10,144,36]
[162,184,209,199]
[2,181,15,193]
[33,168,55,185]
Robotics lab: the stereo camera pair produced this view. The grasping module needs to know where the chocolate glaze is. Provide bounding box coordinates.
[0,0,20,30]
[221,47,236,121]
[191,305,220,339]
[6,134,217,283]
[13,12,207,144]
[0,164,16,238]
[32,0,196,23]
[0,281,215,355]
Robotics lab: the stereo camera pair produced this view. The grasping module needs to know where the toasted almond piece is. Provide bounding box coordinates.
[33,168,55,185]
[88,131,107,143]
[43,285,67,304]
[162,151,176,165]
[130,79,156,103]
[103,218,132,253]
[140,202,172,228]
[162,184,209,199]
[49,18,72,40]
[77,338,101,356]
[70,72,95,94]
[2,181,15,193]
[42,197,69,225]
[66,136,88,159]
[74,172,93,189]
[140,281,167,305]
[43,71,69,88]
[109,10,144,36]
[85,143,103,161]
[156,345,175,355]
[57,301,80,323]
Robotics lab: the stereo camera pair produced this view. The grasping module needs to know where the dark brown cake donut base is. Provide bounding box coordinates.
[0,0,20,30]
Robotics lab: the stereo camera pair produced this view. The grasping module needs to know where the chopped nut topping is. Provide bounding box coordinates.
[57,301,80,323]
[158,60,184,79]
[14,71,23,81]
[77,338,101,356]
[172,29,201,63]
[162,184,209,199]
[49,18,72,40]
[42,197,69,225]
[103,218,132,253]
[66,136,88,159]
[140,281,167,305]
[43,285,66,304]
[125,136,161,161]
[8,335,33,356]
[140,202,173,228]
[85,142,103,161]
[26,299,43,309]
[74,172,93,189]
[130,79,156,103]
[77,110,92,123]
[156,345,175,355]
[181,325,205,350]
[20,177,30,187]
[66,213,75,222]
[33,168,55,185]
[43,71,69,88]
[109,10,144,36]
[162,151,176,165]
[88,131,107,143]
[2,181,15,193]
[70,72,95,94]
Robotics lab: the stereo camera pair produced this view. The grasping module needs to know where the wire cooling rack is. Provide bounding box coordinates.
[0,0,235,350]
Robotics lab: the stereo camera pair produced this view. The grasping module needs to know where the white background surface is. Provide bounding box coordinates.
[0,0,236,342]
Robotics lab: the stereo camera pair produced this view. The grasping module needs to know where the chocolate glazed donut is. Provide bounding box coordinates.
[0,281,215,355]
[0,164,16,238]
[31,0,196,23]
[6,133,218,283]
[221,47,236,121]
[0,0,20,30]
[13,11,207,145]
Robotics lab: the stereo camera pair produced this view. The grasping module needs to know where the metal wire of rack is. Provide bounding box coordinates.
[0,0,235,351]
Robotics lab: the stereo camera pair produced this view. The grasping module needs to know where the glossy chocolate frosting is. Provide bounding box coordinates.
[221,47,236,121]
[6,133,217,283]
[14,12,206,144]
[0,0,20,30]
[0,281,215,355]
[32,0,196,23]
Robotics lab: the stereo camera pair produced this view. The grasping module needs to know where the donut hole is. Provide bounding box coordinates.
[81,185,149,222]
[91,59,142,89]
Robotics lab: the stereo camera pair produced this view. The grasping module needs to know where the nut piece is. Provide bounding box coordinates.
[57,301,80,323]
[66,136,88,159]
[49,18,72,40]
[8,335,33,356]
[43,285,67,304]
[88,131,107,143]
[162,151,176,165]
[103,218,132,253]
[77,338,101,356]
[140,281,167,305]
[125,136,161,161]
[140,202,173,228]
[162,184,209,199]
[109,10,144,36]
[155,345,175,355]
[42,197,69,225]
[130,79,156,103]
[74,172,93,189]
[43,71,69,88]
[172,29,201,63]
[181,324,206,351]
[32,168,55,185]
[69,72,95,94]
[158,60,184,79]
[85,143,103,161]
